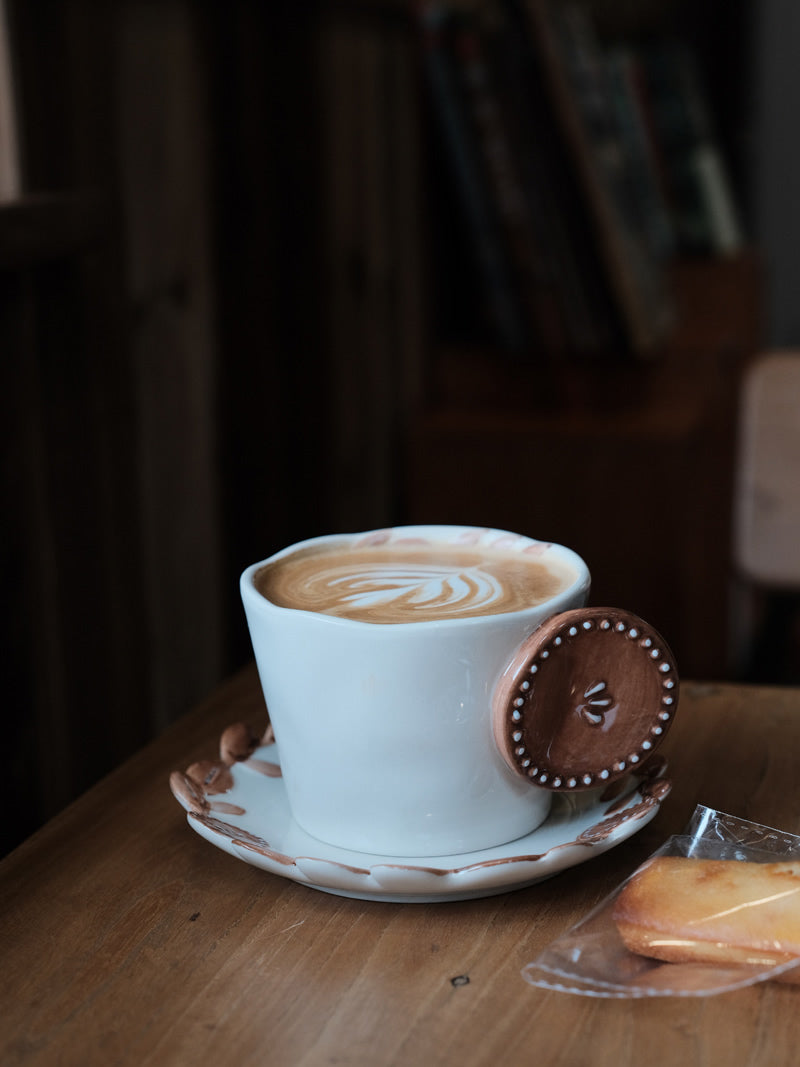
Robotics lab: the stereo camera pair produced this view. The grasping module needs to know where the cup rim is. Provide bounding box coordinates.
[240,525,591,630]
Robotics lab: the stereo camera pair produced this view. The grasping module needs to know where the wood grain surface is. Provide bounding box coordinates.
[3,667,799,1066]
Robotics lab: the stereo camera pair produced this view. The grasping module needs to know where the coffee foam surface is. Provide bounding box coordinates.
[255,541,575,623]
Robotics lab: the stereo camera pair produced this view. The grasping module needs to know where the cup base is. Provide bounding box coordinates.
[286,790,552,859]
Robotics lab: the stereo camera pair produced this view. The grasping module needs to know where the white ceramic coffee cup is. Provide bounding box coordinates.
[240,525,591,857]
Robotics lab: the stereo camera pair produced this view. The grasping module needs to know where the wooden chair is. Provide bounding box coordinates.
[733,351,800,681]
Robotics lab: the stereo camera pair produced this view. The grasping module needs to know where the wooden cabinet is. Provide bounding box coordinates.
[404,255,762,679]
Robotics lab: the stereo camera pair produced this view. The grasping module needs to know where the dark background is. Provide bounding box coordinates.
[1,0,784,853]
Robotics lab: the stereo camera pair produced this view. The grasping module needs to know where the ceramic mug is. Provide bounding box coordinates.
[240,525,678,857]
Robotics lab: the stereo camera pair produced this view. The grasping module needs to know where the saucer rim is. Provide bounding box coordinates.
[171,735,670,903]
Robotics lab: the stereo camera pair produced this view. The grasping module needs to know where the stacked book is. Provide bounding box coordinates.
[418,0,744,362]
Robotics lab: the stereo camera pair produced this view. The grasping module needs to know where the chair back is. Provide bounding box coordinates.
[734,351,800,590]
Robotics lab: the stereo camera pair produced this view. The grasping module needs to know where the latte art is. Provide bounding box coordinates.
[326,563,506,616]
[255,543,574,623]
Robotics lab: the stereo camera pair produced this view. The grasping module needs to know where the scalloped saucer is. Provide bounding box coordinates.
[170,733,671,903]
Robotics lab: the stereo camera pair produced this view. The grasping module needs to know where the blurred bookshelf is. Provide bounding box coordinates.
[413,0,750,375]
[385,0,758,678]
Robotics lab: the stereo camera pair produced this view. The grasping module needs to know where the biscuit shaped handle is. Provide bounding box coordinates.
[492,608,679,790]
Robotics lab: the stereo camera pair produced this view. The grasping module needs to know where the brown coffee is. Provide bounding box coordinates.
[254,541,575,623]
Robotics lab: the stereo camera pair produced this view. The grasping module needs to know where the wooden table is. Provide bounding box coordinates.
[3,667,800,1066]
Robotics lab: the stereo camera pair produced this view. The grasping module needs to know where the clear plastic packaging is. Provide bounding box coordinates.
[523,805,800,997]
